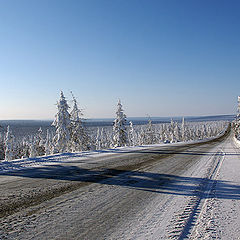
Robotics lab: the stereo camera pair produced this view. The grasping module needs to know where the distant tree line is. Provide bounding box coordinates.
[0,91,228,161]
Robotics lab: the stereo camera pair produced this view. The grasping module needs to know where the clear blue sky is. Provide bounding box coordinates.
[0,0,239,119]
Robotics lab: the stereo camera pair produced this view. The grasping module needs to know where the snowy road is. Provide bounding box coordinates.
[1,128,240,239]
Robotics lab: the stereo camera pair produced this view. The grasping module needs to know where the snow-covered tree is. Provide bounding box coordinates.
[145,119,155,145]
[128,121,137,146]
[112,100,128,147]
[4,126,15,161]
[138,127,146,145]
[18,138,29,159]
[52,91,71,153]
[102,128,112,149]
[173,123,181,142]
[45,129,51,155]
[181,117,186,141]
[160,124,170,143]
[70,93,90,152]
[34,127,45,156]
[170,118,175,131]
[95,128,102,150]
[0,132,5,160]
[201,124,208,139]
[29,136,37,158]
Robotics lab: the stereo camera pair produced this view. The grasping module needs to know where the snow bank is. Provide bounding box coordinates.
[234,136,240,147]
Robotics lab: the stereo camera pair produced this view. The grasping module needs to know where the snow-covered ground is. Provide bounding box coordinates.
[234,136,240,147]
[0,135,223,174]
[0,129,240,239]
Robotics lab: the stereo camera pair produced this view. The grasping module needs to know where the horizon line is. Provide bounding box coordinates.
[0,113,235,122]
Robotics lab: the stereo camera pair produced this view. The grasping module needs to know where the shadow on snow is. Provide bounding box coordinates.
[1,164,240,200]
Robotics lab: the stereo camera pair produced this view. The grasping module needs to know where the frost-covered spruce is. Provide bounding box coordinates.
[173,123,181,142]
[95,127,109,150]
[70,93,90,152]
[52,91,71,153]
[101,128,111,149]
[95,128,102,150]
[128,121,136,146]
[169,119,176,143]
[161,124,170,143]
[16,136,30,159]
[170,118,175,131]
[14,137,30,159]
[0,132,5,160]
[4,125,15,161]
[112,100,128,147]
[201,124,208,139]
[34,127,45,156]
[145,119,155,145]
[138,127,146,145]
[45,129,51,155]
[181,117,186,141]
[29,136,37,158]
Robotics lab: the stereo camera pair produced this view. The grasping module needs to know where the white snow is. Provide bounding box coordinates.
[234,136,240,147]
[0,136,222,174]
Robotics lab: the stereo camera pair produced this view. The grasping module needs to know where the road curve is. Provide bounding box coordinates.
[1,127,240,239]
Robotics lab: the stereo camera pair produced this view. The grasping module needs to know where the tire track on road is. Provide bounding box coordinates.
[167,149,225,240]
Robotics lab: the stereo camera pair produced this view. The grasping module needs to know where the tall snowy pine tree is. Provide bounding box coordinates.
[70,93,90,152]
[145,119,155,145]
[4,126,15,161]
[52,91,71,153]
[128,121,136,146]
[112,100,128,147]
